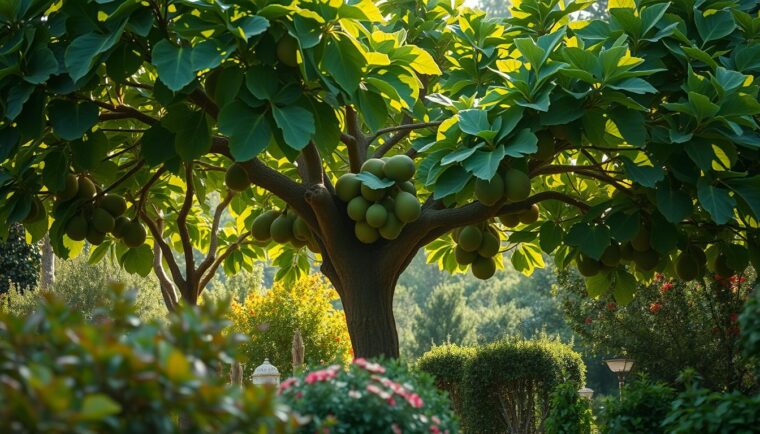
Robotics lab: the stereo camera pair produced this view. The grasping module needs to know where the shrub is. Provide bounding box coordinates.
[664,372,760,434]
[228,274,352,377]
[278,358,458,433]
[0,223,40,294]
[739,287,760,363]
[0,285,298,433]
[599,377,675,434]
[560,270,756,392]
[1,255,165,322]
[416,344,475,416]
[419,337,584,434]
[545,383,592,434]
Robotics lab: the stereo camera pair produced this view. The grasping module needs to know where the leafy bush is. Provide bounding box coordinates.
[416,344,475,416]
[228,274,352,377]
[0,286,298,433]
[663,371,760,434]
[0,224,40,294]
[739,287,760,363]
[278,358,458,433]
[599,377,675,434]
[1,255,165,322]
[545,383,592,434]
[419,337,584,434]
[560,270,756,391]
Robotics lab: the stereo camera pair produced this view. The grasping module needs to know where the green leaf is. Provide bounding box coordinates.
[190,39,232,71]
[245,66,279,100]
[697,179,735,225]
[649,213,678,255]
[107,43,142,82]
[120,245,153,277]
[218,102,271,161]
[457,109,490,136]
[607,211,641,242]
[356,90,388,132]
[566,222,611,260]
[140,125,177,165]
[504,129,538,158]
[433,165,470,199]
[152,40,195,92]
[233,15,269,40]
[42,150,68,192]
[539,221,563,253]
[613,270,636,305]
[80,394,121,421]
[688,92,720,122]
[695,9,735,43]
[621,156,664,188]
[48,100,99,141]
[272,105,315,151]
[607,78,657,94]
[585,272,611,298]
[24,46,58,84]
[70,131,109,171]
[88,242,111,265]
[65,30,123,81]
[355,172,395,190]
[724,176,760,220]
[514,37,546,70]
[213,67,244,108]
[6,82,34,120]
[394,45,441,75]
[322,34,365,94]
[162,107,211,161]
[511,243,545,276]
[462,146,505,180]
[656,184,693,223]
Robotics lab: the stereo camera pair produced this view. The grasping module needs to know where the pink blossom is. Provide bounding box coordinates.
[366,384,391,400]
[406,393,424,408]
[305,366,339,384]
[430,426,441,434]
[387,396,397,406]
[278,377,299,393]
[432,416,441,425]
[392,424,403,434]
[354,358,386,374]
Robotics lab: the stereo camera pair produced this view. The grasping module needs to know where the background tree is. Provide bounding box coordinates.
[2,0,760,358]
[560,269,758,392]
[0,224,40,294]
[227,274,352,377]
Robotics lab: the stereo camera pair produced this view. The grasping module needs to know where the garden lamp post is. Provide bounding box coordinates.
[605,358,634,399]
[578,387,594,400]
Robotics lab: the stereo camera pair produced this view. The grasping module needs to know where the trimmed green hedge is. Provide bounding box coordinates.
[418,338,584,434]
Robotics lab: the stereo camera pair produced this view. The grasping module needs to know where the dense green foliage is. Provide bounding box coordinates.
[2,0,759,357]
[598,377,676,434]
[1,254,165,321]
[560,269,757,391]
[544,383,593,434]
[419,338,584,433]
[663,372,760,434]
[0,223,40,294]
[228,274,352,377]
[278,359,458,433]
[0,287,298,433]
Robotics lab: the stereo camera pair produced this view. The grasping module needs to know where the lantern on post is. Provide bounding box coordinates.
[251,358,280,385]
[577,387,594,400]
[605,358,634,399]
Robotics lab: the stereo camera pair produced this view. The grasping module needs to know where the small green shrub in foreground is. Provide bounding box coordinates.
[545,383,592,434]
[599,377,675,434]
[0,286,298,433]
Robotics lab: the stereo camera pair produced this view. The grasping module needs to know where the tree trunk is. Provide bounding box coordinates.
[39,235,55,290]
[322,245,413,359]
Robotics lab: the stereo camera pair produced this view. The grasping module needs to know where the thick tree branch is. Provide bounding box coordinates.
[177,163,196,295]
[139,210,186,290]
[416,191,590,233]
[346,106,367,172]
[532,165,633,192]
[302,142,324,185]
[152,219,179,311]
[100,160,145,196]
[197,191,234,278]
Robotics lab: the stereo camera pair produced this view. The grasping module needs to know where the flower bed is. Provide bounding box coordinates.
[279,358,458,433]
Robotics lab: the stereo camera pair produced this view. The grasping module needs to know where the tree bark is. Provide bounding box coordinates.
[39,234,55,290]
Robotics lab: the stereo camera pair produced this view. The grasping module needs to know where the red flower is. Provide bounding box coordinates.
[649,302,662,314]
[406,393,424,408]
[606,302,617,311]
[278,377,299,393]
[660,282,674,294]
[584,317,593,325]
[430,426,441,434]
[354,358,386,374]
